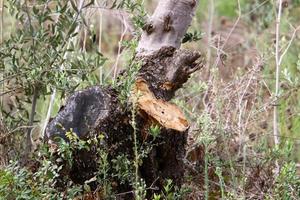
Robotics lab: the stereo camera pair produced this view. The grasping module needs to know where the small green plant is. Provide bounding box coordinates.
[272,162,300,199]
[134,179,147,200]
[182,30,204,44]
[116,59,142,105]
[112,154,133,184]
[215,166,225,199]
[0,146,82,200]
[149,124,161,139]
[153,179,191,200]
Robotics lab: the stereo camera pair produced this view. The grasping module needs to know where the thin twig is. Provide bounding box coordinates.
[22,86,38,163]
[213,0,241,68]
[112,16,128,81]
[241,0,269,18]
[96,0,103,84]
[1,0,5,123]
[206,0,214,69]
[115,177,159,197]
[0,0,4,121]
[41,90,56,137]
[273,0,283,147]
[8,125,35,134]
[0,0,3,44]
[278,24,300,66]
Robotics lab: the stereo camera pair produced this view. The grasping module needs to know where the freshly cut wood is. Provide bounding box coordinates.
[134,79,189,132]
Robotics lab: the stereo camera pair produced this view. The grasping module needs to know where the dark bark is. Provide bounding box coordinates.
[137,47,203,101]
[45,86,118,140]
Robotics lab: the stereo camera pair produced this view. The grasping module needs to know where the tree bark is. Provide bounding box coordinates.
[138,0,199,54]
[45,0,201,198]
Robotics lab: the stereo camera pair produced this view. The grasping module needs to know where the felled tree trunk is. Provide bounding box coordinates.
[45,0,202,198]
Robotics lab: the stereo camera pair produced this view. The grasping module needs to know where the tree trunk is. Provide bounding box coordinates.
[138,0,199,54]
[45,0,202,198]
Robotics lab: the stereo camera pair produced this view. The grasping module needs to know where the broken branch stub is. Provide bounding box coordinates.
[132,46,204,132]
[137,46,204,101]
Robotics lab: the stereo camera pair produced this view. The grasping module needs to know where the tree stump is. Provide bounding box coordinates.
[45,0,202,198]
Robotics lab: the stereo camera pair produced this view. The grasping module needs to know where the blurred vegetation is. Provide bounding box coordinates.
[1,0,300,199]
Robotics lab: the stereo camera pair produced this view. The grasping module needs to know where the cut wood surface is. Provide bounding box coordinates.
[134,79,189,132]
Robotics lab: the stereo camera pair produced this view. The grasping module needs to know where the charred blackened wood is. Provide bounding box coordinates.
[45,87,119,140]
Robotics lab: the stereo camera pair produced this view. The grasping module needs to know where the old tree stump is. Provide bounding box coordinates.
[45,0,203,198]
